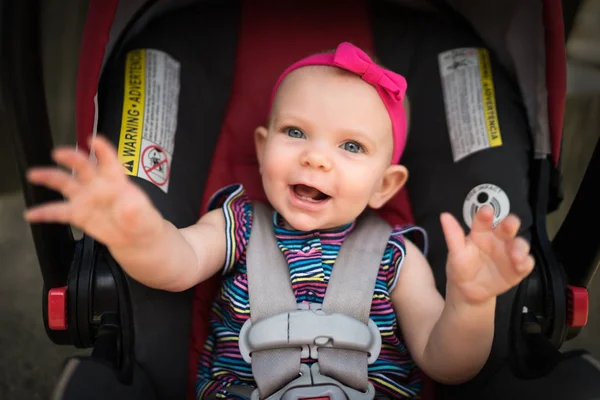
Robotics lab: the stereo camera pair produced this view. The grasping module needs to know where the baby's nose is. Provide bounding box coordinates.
[301,149,332,171]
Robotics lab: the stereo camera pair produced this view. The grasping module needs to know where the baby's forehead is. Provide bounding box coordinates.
[270,64,410,134]
[270,65,378,115]
[276,65,358,92]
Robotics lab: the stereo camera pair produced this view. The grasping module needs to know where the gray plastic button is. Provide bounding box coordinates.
[315,337,329,346]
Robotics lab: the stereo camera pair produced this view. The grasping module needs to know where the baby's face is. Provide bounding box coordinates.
[255,66,406,231]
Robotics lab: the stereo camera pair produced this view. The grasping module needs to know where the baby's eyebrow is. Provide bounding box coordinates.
[342,128,376,147]
[271,113,312,129]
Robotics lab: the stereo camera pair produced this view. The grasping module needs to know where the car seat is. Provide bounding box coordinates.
[1,0,599,399]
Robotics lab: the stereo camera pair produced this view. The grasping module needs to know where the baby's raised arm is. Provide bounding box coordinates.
[391,207,534,384]
[24,135,226,292]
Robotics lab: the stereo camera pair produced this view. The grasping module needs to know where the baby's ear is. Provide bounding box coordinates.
[254,126,268,173]
[368,164,408,209]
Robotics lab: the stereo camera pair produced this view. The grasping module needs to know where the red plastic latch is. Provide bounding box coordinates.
[566,285,588,327]
[48,286,68,330]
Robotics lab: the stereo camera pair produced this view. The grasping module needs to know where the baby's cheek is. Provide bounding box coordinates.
[345,169,372,194]
[342,182,372,210]
[263,153,287,178]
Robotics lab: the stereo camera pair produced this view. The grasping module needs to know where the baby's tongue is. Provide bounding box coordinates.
[295,184,322,200]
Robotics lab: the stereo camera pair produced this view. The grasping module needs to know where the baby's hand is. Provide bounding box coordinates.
[440,206,535,305]
[24,135,164,250]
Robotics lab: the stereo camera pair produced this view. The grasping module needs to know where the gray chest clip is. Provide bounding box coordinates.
[239,302,382,364]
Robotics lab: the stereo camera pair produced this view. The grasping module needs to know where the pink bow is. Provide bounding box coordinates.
[332,42,406,103]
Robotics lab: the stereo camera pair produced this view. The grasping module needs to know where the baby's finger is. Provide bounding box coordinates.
[496,248,534,290]
[470,205,495,233]
[507,237,531,265]
[24,201,72,224]
[440,212,466,254]
[494,214,521,241]
[27,167,81,198]
[91,136,125,179]
[517,254,535,276]
[52,147,96,183]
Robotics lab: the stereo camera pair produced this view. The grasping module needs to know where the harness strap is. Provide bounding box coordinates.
[246,202,301,397]
[320,211,393,391]
[246,202,392,398]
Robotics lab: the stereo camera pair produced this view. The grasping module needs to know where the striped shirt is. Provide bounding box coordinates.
[196,184,424,399]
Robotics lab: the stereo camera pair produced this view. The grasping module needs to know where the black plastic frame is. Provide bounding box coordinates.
[0,0,75,344]
[563,0,585,41]
[509,157,571,379]
[553,139,600,289]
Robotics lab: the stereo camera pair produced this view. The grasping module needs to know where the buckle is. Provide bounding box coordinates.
[251,363,375,400]
[239,304,381,364]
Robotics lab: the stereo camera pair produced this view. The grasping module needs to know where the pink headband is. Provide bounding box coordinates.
[268,41,408,164]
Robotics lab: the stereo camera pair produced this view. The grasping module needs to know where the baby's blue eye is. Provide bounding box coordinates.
[341,141,364,153]
[285,127,305,139]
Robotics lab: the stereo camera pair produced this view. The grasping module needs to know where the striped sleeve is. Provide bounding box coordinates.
[206,184,253,276]
[386,225,429,292]
[386,228,407,292]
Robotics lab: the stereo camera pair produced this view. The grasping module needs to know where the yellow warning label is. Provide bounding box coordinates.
[477,48,503,147]
[118,49,145,176]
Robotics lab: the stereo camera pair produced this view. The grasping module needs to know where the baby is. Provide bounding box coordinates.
[25,42,534,399]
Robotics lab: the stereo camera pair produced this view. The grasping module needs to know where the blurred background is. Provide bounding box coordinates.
[1,0,599,398]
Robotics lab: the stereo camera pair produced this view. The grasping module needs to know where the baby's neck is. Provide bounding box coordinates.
[282,219,296,231]
[278,213,356,233]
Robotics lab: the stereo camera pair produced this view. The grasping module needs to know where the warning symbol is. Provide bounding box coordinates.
[141,144,170,187]
[123,160,134,173]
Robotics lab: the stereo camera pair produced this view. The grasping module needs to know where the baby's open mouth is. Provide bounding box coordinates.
[292,184,330,202]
